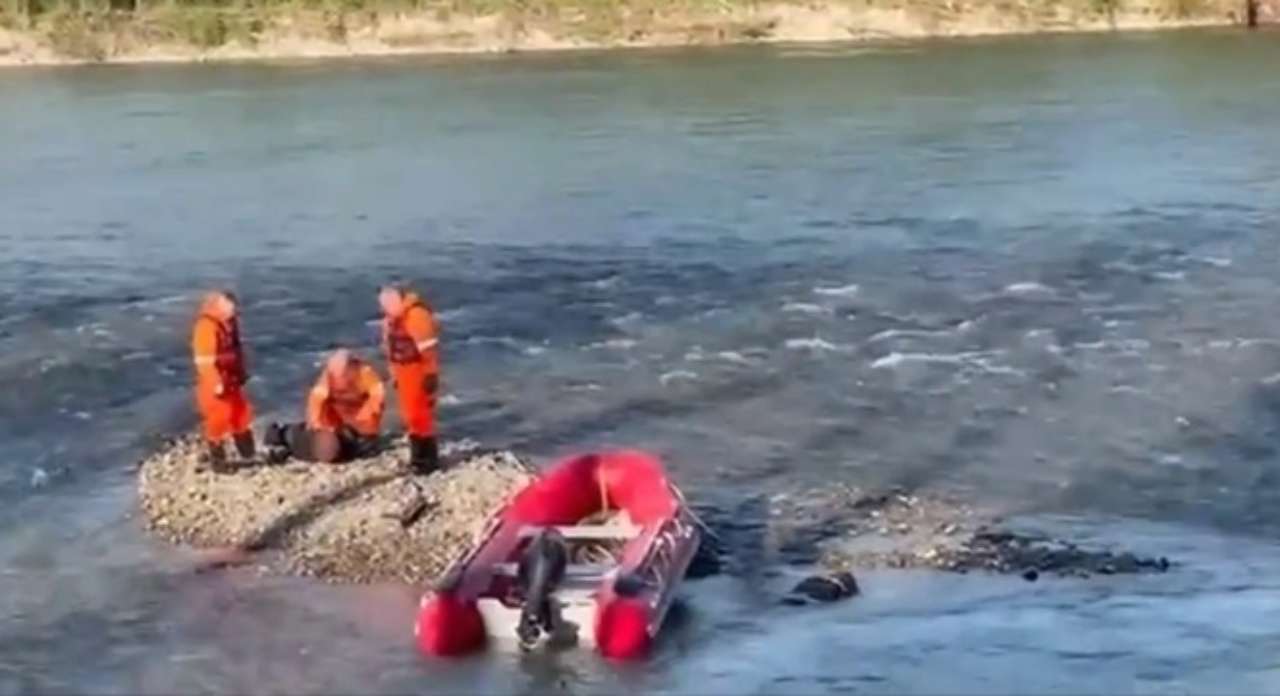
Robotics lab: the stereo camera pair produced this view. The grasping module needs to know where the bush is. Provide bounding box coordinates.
[44,10,107,59]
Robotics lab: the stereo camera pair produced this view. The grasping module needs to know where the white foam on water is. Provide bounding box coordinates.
[785,336,851,353]
[1103,261,1144,274]
[1208,338,1280,351]
[251,297,296,309]
[715,351,756,365]
[972,359,1028,377]
[464,335,523,349]
[1003,282,1056,296]
[438,394,462,406]
[870,350,1019,376]
[587,275,620,290]
[871,352,962,369]
[585,338,636,351]
[1114,339,1152,353]
[781,302,829,315]
[659,370,698,385]
[867,328,952,343]
[435,307,469,321]
[813,284,860,298]
[522,345,547,356]
[608,312,644,328]
[1153,271,1186,281]
[1196,256,1233,268]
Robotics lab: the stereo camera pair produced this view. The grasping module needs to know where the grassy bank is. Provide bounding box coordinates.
[0,0,1253,65]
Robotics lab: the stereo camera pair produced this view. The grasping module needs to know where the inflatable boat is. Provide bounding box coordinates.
[414,450,700,660]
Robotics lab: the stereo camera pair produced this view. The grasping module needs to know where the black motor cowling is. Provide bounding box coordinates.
[516,528,569,647]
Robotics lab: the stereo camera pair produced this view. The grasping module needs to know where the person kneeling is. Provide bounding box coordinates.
[264,349,385,464]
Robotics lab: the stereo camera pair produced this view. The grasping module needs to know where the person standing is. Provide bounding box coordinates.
[378,285,441,474]
[191,290,255,470]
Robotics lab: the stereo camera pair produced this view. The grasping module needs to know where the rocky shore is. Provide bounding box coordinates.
[138,434,534,584]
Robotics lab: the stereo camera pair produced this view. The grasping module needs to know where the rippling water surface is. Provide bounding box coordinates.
[2,29,1280,693]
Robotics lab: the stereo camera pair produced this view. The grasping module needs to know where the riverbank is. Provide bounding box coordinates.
[0,0,1255,67]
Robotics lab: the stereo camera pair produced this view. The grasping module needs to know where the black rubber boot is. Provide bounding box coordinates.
[233,430,256,460]
[409,436,439,475]
[205,441,230,473]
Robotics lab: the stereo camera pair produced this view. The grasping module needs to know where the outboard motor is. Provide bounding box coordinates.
[515,528,569,648]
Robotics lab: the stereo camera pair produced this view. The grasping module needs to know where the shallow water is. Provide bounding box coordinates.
[3,29,1280,693]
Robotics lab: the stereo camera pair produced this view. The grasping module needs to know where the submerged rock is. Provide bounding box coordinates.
[138,434,535,584]
[751,481,1173,580]
[783,571,860,606]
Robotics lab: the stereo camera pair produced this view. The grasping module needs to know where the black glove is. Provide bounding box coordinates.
[422,374,438,395]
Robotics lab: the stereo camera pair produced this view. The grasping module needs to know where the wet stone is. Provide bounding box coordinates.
[785,571,860,605]
[774,483,1176,580]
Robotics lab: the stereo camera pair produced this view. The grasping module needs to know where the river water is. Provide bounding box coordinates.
[3,28,1280,693]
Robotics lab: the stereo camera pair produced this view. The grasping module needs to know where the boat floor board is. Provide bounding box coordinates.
[518,524,640,540]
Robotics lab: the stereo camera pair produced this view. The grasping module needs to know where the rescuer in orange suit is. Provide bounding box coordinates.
[296,348,385,462]
[379,285,441,474]
[190,290,255,470]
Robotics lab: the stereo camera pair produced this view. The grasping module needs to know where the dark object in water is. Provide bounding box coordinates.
[785,571,860,605]
[685,535,722,579]
[516,528,569,648]
[1022,569,1039,582]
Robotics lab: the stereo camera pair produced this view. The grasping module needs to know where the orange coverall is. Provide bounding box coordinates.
[306,359,386,437]
[191,301,254,442]
[381,293,439,438]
